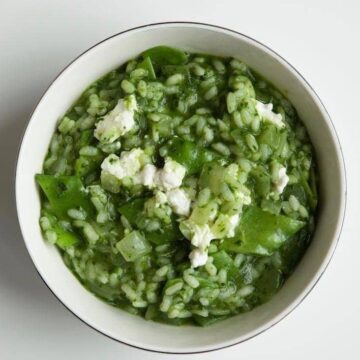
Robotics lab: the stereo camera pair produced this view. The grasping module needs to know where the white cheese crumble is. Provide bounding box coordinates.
[138,164,157,188]
[156,158,186,190]
[274,166,289,194]
[256,100,285,128]
[151,188,191,216]
[102,151,190,216]
[186,222,216,267]
[138,158,186,191]
[94,95,137,144]
[189,248,208,268]
[166,188,191,216]
[227,213,240,238]
[101,148,143,180]
[187,215,242,267]
[191,223,216,250]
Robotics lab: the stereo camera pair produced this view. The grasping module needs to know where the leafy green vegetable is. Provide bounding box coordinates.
[166,137,220,175]
[141,46,188,66]
[222,206,304,255]
[145,224,179,245]
[36,175,94,218]
[119,198,181,244]
[253,265,283,302]
[212,250,242,283]
[283,183,307,205]
[138,56,156,80]
[53,223,80,249]
[250,166,271,198]
[118,198,147,226]
[280,228,312,275]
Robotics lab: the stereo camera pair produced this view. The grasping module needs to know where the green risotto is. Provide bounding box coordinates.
[36,46,317,326]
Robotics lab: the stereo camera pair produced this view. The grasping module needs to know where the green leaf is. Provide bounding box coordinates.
[212,250,242,284]
[118,198,147,226]
[141,46,188,66]
[280,228,312,275]
[53,224,80,249]
[138,56,156,80]
[222,206,304,256]
[250,166,271,198]
[36,175,94,219]
[145,225,179,245]
[253,265,283,302]
[166,138,220,175]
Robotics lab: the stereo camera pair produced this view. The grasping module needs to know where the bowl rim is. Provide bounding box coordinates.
[15,21,347,354]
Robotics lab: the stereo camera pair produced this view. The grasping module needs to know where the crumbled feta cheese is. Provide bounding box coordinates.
[191,224,216,250]
[187,213,240,267]
[167,188,191,216]
[274,166,289,193]
[227,214,240,238]
[94,95,137,144]
[256,101,285,128]
[135,157,187,191]
[189,248,208,268]
[101,148,143,180]
[138,164,157,188]
[181,222,216,267]
[102,151,189,212]
[101,154,124,178]
[155,158,186,190]
[185,212,241,266]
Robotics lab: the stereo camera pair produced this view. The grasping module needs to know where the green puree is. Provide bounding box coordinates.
[36,46,318,326]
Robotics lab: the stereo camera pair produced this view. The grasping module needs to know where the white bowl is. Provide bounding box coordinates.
[16,22,346,353]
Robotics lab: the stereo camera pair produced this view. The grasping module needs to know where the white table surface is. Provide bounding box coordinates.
[1,0,359,359]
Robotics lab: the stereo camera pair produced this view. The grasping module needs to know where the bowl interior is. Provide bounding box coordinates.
[16,23,345,353]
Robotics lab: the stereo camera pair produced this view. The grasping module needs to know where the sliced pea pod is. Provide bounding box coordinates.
[221,206,304,256]
[138,56,156,80]
[36,175,94,219]
[250,166,271,199]
[141,46,188,66]
[52,223,80,249]
[212,250,242,284]
[166,137,220,175]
